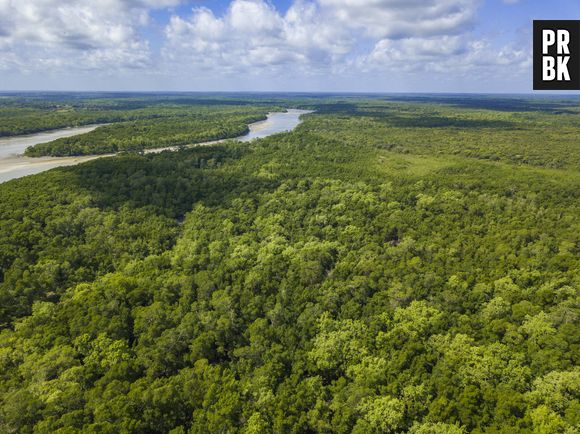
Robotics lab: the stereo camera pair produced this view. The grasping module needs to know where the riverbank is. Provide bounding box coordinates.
[0,110,312,183]
[0,124,105,159]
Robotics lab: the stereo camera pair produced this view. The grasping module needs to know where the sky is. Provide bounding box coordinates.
[0,0,579,93]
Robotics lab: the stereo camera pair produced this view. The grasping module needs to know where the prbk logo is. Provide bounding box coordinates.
[534,21,580,90]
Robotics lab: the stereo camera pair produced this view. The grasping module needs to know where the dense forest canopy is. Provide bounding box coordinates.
[0,94,578,433]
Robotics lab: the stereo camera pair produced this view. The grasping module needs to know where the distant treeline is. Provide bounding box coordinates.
[0,97,280,138]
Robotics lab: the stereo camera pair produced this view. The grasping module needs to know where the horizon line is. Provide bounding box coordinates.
[2,90,580,97]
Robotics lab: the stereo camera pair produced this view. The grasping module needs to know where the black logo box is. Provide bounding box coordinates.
[533,20,580,91]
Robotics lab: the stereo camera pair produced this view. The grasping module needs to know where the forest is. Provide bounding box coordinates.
[0,94,282,137]
[23,108,271,156]
[0,94,578,433]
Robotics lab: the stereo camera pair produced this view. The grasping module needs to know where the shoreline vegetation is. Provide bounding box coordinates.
[0,95,290,138]
[23,111,271,157]
[0,94,578,433]
[0,109,310,183]
[0,110,310,183]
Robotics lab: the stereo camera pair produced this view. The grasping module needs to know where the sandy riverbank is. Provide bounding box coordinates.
[0,110,312,183]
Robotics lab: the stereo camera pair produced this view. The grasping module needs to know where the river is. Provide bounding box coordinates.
[0,109,311,183]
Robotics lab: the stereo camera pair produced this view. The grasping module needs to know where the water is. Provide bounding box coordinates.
[0,110,311,183]
[239,109,311,141]
[0,155,103,184]
[0,125,103,159]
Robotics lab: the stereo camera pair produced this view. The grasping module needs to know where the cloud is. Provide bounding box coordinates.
[318,0,480,39]
[162,0,528,82]
[357,35,530,78]
[162,0,481,75]
[0,0,182,72]
[0,0,533,90]
[163,0,353,76]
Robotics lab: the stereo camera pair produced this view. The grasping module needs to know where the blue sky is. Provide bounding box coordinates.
[0,0,578,92]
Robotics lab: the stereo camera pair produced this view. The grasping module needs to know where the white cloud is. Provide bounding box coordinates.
[0,0,182,72]
[163,0,353,75]
[162,0,528,83]
[358,35,530,77]
[318,0,480,39]
[0,0,533,90]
